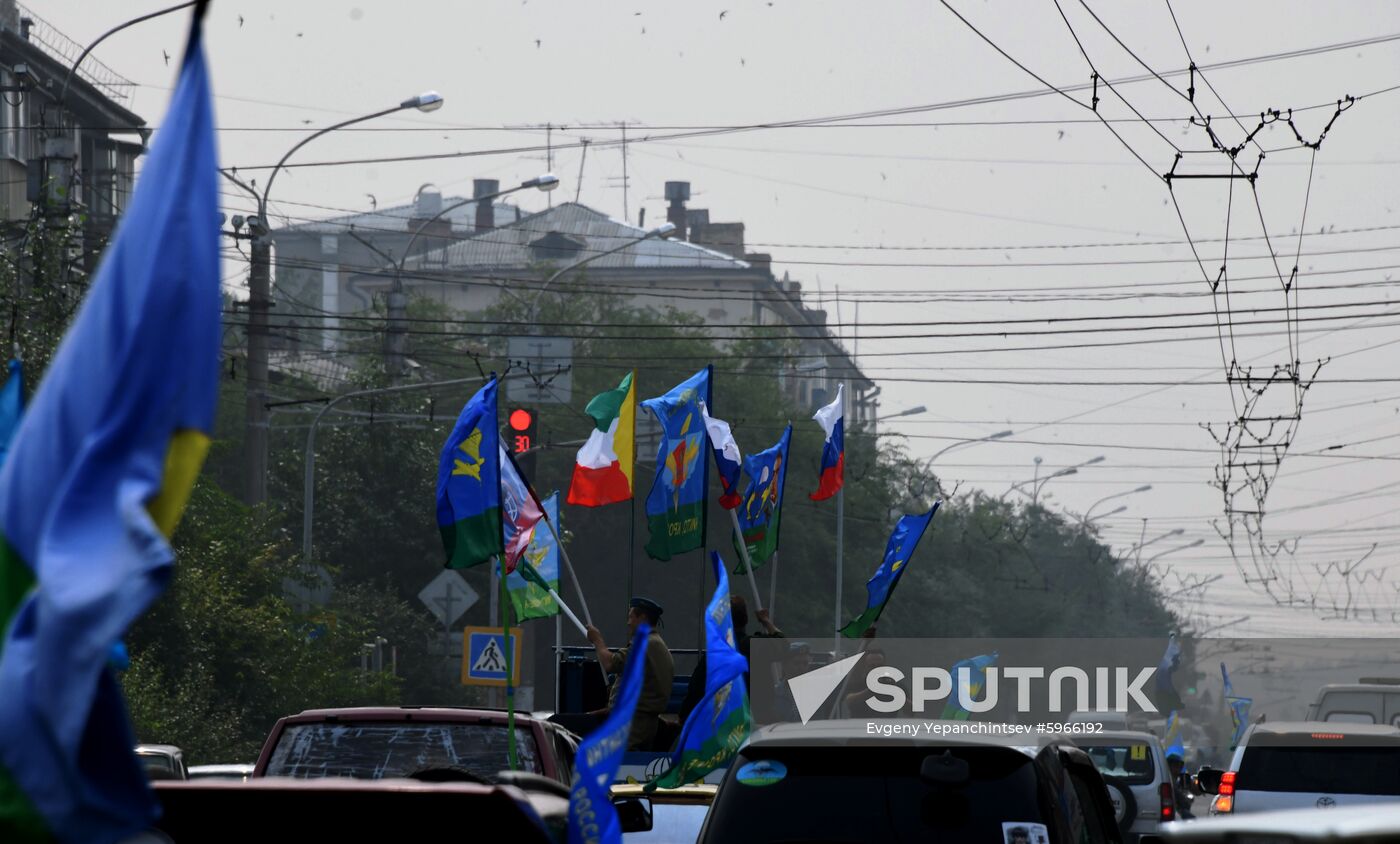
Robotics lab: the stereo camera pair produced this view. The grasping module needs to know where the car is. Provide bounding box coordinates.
[1157,802,1400,842]
[1197,721,1400,815]
[1073,730,1179,842]
[187,763,255,781]
[1305,678,1400,725]
[696,720,1124,843]
[135,744,187,781]
[147,777,562,843]
[252,706,580,785]
[612,782,716,842]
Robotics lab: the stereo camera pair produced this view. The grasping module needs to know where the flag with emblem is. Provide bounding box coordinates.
[641,366,711,560]
[647,551,750,790]
[436,378,504,569]
[500,493,560,621]
[498,443,545,575]
[0,9,220,841]
[839,502,940,638]
[732,424,791,573]
[567,370,636,508]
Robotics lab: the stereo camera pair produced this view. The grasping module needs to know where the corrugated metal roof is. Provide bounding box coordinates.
[278,196,522,236]
[405,202,751,271]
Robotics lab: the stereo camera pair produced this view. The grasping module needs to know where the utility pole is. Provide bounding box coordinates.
[245,233,271,505]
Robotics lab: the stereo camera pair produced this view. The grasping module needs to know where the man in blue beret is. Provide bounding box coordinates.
[586,596,675,749]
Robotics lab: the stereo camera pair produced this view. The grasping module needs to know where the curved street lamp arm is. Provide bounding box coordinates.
[60,1,199,106]
[219,169,259,205]
[261,104,406,210]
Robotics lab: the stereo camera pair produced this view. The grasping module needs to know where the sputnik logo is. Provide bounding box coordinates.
[788,653,864,725]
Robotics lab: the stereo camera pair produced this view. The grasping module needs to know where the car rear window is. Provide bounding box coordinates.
[264,722,541,779]
[1238,742,1400,795]
[1076,742,1156,785]
[702,745,1055,843]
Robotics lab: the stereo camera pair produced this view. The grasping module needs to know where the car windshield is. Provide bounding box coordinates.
[1238,742,1400,795]
[702,745,1054,843]
[628,803,712,843]
[1077,742,1156,785]
[263,722,541,779]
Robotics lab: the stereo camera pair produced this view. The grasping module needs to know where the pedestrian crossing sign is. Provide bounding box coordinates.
[461,626,523,687]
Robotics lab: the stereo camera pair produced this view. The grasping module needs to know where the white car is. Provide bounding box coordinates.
[1158,802,1400,842]
[1198,721,1400,815]
[1073,730,1180,842]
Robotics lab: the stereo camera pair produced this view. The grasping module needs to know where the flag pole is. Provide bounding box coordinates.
[769,550,780,621]
[833,486,844,661]
[501,571,519,770]
[541,515,593,625]
[545,584,588,637]
[554,611,562,715]
[728,508,765,612]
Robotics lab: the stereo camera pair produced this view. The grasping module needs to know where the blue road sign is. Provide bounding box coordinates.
[461,625,522,687]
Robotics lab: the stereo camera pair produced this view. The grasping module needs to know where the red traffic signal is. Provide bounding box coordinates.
[506,408,537,454]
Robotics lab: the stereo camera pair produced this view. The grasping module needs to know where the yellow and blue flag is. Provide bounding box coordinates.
[641,366,711,560]
[436,378,504,569]
[839,502,940,638]
[941,652,999,720]
[0,9,220,842]
[733,424,791,573]
[1221,662,1252,749]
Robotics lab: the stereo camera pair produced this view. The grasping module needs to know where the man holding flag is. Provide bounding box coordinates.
[0,5,220,840]
[585,599,674,750]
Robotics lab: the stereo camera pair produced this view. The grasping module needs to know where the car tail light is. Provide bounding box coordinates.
[1159,782,1175,821]
[1219,771,1236,797]
[1310,733,1345,740]
[1213,794,1234,814]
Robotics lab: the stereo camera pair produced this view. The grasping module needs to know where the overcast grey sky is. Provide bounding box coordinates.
[39,0,1400,636]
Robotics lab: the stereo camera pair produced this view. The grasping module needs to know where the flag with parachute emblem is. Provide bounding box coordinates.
[641,367,710,560]
[732,424,791,573]
[840,503,939,637]
[0,8,220,840]
[500,493,560,621]
[941,652,999,720]
[436,378,504,569]
[1221,662,1252,749]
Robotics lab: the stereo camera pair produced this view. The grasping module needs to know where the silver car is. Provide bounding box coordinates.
[1074,730,1178,843]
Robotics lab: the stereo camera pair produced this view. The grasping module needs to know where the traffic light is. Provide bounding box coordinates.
[507,407,539,477]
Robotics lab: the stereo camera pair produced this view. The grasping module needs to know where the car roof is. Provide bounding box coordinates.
[1069,730,1162,744]
[1159,802,1400,841]
[745,719,1049,753]
[1314,682,1400,693]
[1247,720,1400,737]
[281,706,543,725]
[135,744,183,755]
[188,764,254,773]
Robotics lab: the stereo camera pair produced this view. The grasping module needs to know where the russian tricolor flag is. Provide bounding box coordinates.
[809,384,844,501]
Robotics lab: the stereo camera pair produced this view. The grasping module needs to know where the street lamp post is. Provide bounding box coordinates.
[354,174,559,375]
[1007,455,1104,506]
[1085,504,1127,524]
[1146,538,1204,566]
[1081,484,1152,527]
[224,91,444,505]
[924,429,1011,498]
[1127,522,1186,567]
[528,222,676,323]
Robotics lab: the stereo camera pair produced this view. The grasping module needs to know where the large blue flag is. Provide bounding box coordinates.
[1163,711,1185,760]
[641,366,711,560]
[567,623,652,844]
[648,551,750,790]
[436,378,504,569]
[0,12,220,843]
[0,360,20,465]
[733,424,791,573]
[839,502,940,638]
[1154,633,1184,712]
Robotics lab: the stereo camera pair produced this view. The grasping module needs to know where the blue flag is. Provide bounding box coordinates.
[1163,711,1185,760]
[0,360,20,466]
[942,652,999,720]
[436,378,504,569]
[641,366,711,560]
[1154,634,1184,712]
[567,623,652,844]
[839,502,940,638]
[0,14,220,842]
[733,424,792,573]
[648,551,750,790]
[1221,662,1252,748]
